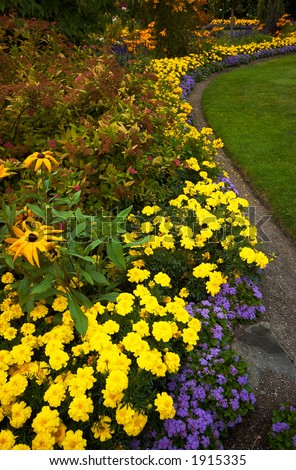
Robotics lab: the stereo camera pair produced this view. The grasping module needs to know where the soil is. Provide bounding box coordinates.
[187,63,296,450]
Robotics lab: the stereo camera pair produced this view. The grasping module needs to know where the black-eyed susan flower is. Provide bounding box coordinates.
[5,222,63,267]
[15,206,36,229]
[0,163,15,179]
[23,151,58,172]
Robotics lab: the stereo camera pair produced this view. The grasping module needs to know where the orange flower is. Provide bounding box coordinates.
[0,163,15,179]
[23,151,58,172]
[5,221,63,267]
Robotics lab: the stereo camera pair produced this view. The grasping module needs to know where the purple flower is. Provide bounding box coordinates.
[272,422,290,433]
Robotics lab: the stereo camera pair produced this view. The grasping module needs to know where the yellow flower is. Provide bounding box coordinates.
[105,370,129,394]
[154,392,175,420]
[164,351,180,373]
[152,321,175,342]
[32,406,60,434]
[1,272,15,284]
[68,394,94,422]
[0,163,15,179]
[91,416,114,442]
[239,246,256,264]
[5,221,63,267]
[0,429,16,449]
[52,295,68,312]
[127,267,150,283]
[193,262,217,278]
[32,432,55,450]
[206,271,227,297]
[62,430,87,450]
[23,151,58,172]
[153,272,171,287]
[179,287,189,298]
[44,382,66,407]
[9,401,32,429]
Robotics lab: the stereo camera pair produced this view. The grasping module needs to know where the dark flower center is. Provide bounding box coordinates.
[37,153,45,159]
[28,233,38,242]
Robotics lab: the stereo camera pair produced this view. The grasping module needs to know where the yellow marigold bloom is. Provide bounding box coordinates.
[164,351,180,373]
[179,287,189,298]
[5,221,63,267]
[161,233,175,249]
[116,404,135,425]
[48,348,69,371]
[239,246,256,264]
[1,272,15,284]
[182,327,199,346]
[91,416,114,442]
[52,295,68,312]
[123,411,148,437]
[180,236,195,250]
[127,267,150,283]
[62,430,87,450]
[132,259,145,268]
[152,321,175,342]
[9,401,32,429]
[32,406,60,434]
[153,272,171,287]
[68,394,94,422]
[0,429,16,449]
[23,151,58,172]
[10,343,34,365]
[206,271,227,297]
[32,432,55,450]
[102,389,123,408]
[44,382,66,407]
[116,292,135,316]
[140,221,154,233]
[154,392,175,420]
[132,319,150,337]
[20,323,35,335]
[142,205,161,215]
[101,319,120,335]
[0,163,15,179]
[255,251,269,269]
[122,332,150,357]
[193,262,217,278]
[12,444,31,449]
[105,370,128,395]
[68,366,95,396]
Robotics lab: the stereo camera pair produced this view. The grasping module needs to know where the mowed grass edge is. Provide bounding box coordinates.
[201,54,296,238]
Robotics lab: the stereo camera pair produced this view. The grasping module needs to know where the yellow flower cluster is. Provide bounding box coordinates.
[0,271,201,448]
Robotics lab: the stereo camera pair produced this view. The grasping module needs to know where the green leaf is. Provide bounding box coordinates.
[30,277,56,295]
[87,269,109,285]
[70,289,93,308]
[18,277,31,306]
[106,238,126,270]
[64,251,95,263]
[98,292,119,302]
[113,205,133,228]
[124,235,151,248]
[81,269,94,285]
[26,204,47,219]
[51,208,75,221]
[67,294,88,336]
[85,238,103,253]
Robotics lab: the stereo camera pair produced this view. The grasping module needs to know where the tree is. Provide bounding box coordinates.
[257,0,286,33]
[131,0,208,57]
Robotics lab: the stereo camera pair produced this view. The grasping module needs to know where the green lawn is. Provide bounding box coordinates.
[201,54,296,238]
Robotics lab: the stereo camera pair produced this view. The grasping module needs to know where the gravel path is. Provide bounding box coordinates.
[187,69,296,449]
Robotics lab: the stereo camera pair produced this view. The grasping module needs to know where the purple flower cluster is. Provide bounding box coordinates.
[130,277,261,450]
[268,404,296,449]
